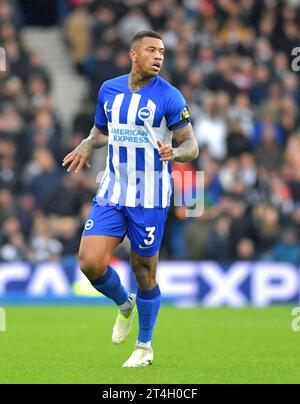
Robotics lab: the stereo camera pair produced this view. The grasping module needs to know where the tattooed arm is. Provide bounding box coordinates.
[157,123,199,162]
[62,125,108,173]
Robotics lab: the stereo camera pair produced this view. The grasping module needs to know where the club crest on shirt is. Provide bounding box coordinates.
[85,220,94,231]
[138,107,154,121]
[181,107,190,121]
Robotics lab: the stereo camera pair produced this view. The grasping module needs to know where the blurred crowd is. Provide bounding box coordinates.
[2,0,300,264]
[0,0,96,263]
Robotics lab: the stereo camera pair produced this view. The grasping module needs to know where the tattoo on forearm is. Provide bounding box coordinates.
[87,126,108,149]
[172,124,199,162]
[173,125,191,143]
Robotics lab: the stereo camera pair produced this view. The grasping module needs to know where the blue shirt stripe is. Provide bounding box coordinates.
[153,110,164,128]
[119,93,131,124]
[135,96,149,126]
[136,148,145,206]
[154,149,163,207]
[119,146,128,206]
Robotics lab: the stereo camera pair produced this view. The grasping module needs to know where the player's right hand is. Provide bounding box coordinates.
[62,139,92,173]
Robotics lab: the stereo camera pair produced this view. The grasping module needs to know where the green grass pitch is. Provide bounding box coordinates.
[0,306,299,384]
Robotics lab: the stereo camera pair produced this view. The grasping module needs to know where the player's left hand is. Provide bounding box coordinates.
[157,140,176,162]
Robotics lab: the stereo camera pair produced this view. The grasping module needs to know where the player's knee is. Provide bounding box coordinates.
[79,251,109,280]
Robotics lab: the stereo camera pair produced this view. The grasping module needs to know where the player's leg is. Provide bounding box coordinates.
[79,202,137,343]
[132,251,160,344]
[79,235,128,304]
[122,252,160,367]
[122,207,167,367]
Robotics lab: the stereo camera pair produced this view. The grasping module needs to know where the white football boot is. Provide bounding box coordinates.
[112,294,137,344]
[122,343,154,368]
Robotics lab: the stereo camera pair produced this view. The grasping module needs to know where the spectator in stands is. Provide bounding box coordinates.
[267,227,300,265]
[236,238,257,261]
[64,5,91,72]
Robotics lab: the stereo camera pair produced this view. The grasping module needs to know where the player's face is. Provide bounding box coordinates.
[130,37,165,77]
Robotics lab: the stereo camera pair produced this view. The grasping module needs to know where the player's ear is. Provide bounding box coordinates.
[129,49,137,63]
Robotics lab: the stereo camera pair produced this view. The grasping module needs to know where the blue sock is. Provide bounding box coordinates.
[91,265,128,305]
[136,285,161,344]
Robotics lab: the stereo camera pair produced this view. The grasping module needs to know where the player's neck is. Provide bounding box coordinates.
[128,71,155,93]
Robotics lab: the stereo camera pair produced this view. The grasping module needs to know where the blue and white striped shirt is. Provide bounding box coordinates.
[95,74,189,208]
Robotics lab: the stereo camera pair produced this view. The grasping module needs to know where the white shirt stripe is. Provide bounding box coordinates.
[162,162,170,208]
[125,144,137,206]
[97,168,110,199]
[127,93,141,124]
[97,147,110,199]
[110,144,121,204]
[104,100,108,115]
[111,93,124,123]
[147,99,156,127]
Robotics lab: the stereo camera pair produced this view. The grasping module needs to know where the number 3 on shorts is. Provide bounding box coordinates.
[144,227,156,246]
